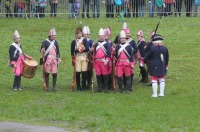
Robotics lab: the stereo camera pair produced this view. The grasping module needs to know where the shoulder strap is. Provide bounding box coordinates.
[44,39,55,56]
[118,43,130,58]
[12,43,22,54]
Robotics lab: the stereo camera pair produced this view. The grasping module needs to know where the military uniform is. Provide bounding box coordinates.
[144,34,169,97]
[94,28,111,93]
[9,30,31,91]
[115,30,134,93]
[40,28,61,91]
[137,29,147,83]
[71,27,89,91]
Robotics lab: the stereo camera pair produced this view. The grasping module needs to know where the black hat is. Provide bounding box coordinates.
[152,34,164,42]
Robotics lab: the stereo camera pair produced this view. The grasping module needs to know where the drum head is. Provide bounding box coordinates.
[24,59,38,66]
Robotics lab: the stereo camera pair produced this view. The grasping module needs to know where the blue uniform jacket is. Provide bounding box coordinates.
[40,39,60,62]
[144,44,169,76]
[70,37,89,56]
[115,44,134,62]
[9,44,23,62]
[94,40,111,58]
[137,40,146,58]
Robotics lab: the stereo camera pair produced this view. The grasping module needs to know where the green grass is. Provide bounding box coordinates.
[0,17,200,132]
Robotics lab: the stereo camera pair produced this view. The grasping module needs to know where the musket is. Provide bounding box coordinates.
[154,15,163,36]
[71,56,76,92]
[112,44,116,92]
[91,44,95,93]
[42,55,47,91]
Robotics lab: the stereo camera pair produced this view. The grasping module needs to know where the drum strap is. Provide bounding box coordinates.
[45,39,55,56]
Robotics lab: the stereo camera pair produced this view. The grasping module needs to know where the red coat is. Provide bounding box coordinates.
[164,0,175,3]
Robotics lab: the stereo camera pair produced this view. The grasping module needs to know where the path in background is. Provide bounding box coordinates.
[0,122,78,132]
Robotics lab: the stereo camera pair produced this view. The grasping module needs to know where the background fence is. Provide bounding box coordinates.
[0,0,199,18]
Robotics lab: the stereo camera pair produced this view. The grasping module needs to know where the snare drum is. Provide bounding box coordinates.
[22,58,38,79]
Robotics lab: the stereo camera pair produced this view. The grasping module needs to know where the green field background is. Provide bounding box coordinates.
[0,17,200,131]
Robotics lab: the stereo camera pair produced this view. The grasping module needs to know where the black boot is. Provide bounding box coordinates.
[45,73,50,91]
[18,75,22,90]
[76,72,81,90]
[13,75,18,90]
[130,74,134,91]
[52,73,57,91]
[96,75,102,92]
[108,74,113,90]
[103,75,109,93]
[125,76,131,93]
[117,77,123,93]
[139,66,147,83]
[82,71,87,91]
[86,70,92,89]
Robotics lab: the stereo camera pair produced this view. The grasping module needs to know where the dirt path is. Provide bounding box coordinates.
[0,122,70,132]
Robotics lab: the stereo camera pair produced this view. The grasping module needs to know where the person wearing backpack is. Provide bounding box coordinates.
[39,0,47,18]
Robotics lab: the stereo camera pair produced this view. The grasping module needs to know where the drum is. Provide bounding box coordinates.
[22,58,38,79]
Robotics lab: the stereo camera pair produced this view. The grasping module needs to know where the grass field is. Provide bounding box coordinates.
[0,17,200,132]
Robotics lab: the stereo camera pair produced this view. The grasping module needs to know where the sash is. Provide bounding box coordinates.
[118,43,130,58]
[44,39,55,56]
[96,41,107,56]
[126,38,133,44]
[12,43,22,58]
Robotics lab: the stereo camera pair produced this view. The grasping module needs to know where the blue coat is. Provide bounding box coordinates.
[9,44,23,62]
[144,44,169,76]
[70,37,89,57]
[94,40,111,58]
[115,43,134,62]
[40,39,60,62]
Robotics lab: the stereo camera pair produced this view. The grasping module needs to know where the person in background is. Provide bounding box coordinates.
[18,0,25,18]
[9,30,32,91]
[50,0,58,18]
[92,0,100,18]
[144,34,169,98]
[39,0,47,18]
[105,0,114,18]
[68,0,75,18]
[149,0,155,17]
[14,0,18,17]
[193,0,200,17]
[175,0,183,16]
[40,28,61,91]
[5,0,12,18]
[184,0,193,17]
[138,0,145,17]
[131,0,139,18]
[82,0,90,18]
[164,0,174,16]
